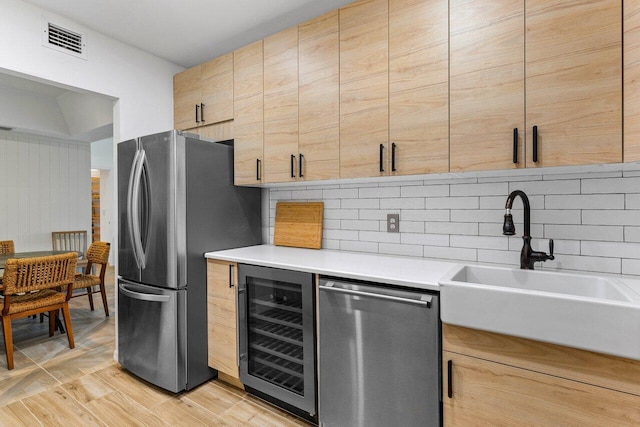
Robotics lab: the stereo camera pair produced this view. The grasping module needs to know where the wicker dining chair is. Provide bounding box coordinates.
[1,252,77,370]
[72,241,111,316]
[0,240,14,254]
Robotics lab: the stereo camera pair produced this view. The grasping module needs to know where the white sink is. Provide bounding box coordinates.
[439,265,640,360]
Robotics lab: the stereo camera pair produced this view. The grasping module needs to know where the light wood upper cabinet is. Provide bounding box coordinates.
[625,0,640,162]
[234,40,264,186]
[443,324,640,427]
[339,0,389,179]
[174,55,234,131]
[201,52,234,125]
[298,11,340,181]
[525,0,622,168]
[207,259,240,384]
[449,0,525,172]
[389,0,449,175]
[263,27,299,183]
[174,65,202,130]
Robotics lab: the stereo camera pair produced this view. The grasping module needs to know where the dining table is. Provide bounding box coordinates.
[0,250,78,333]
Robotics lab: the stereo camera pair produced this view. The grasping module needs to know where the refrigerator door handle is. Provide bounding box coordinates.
[131,149,147,269]
[237,285,247,364]
[127,148,142,268]
[119,283,171,302]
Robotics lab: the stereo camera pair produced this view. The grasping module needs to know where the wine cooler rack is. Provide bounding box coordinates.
[248,279,305,395]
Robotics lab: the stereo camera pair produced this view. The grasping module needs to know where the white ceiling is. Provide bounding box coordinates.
[23,0,356,68]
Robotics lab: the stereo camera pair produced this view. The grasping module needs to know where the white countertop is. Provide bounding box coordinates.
[205,245,458,291]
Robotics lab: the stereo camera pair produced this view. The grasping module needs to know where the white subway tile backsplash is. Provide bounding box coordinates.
[323,188,358,199]
[401,184,449,198]
[477,249,520,266]
[290,189,324,200]
[625,227,640,243]
[545,254,621,275]
[380,197,425,210]
[324,209,358,220]
[622,259,640,276]
[423,246,477,262]
[402,233,450,247]
[341,219,380,231]
[359,186,400,198]
[450,235,508,250]
[427,197,479,210]
[582,210,640,226]
[340,240,379,253]
[359,231,401,244]
[545,194,624,210]
[342,198,380,209]
[379,243,423,257]
[581,241,640,259]
[450,182,508,197]
[509,179,580,195]
[425,221,478,236]
[544,225,624,242]
[266,164,640,277]
[581,177,640,194]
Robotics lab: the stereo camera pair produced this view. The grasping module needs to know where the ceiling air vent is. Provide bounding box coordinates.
[42,19,87,60]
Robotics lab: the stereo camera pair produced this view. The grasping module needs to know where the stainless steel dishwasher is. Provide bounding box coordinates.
[319,277,441,427]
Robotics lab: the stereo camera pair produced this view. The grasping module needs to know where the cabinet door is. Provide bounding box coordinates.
[174,65,201,130]
[263,27,299,183]
[525,0,622,167]
[339,0,389,179]
[207,259,239,380]
[625,1,640,162]
[443,352,640,427]
[449,0,525,172]
[233,41,264,186]
[389,0,448,175]
[201,52,234,125]
[299,11,340,181]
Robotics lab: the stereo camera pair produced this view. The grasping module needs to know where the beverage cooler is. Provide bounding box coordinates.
[237,264,317,422]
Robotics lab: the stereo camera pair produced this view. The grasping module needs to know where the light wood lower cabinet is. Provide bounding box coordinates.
[443,324,640,426]
[207,259,241,387]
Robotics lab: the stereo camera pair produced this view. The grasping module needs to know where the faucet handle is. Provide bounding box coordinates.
[548,239,555,261]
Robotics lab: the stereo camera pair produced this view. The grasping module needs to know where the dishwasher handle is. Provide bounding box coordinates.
[320,282,432,308]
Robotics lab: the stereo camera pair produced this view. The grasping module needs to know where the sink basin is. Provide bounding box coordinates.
[439,265,640,360]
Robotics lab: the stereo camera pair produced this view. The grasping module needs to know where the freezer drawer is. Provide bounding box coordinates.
[118,278,187,392]
[319,278,441,427]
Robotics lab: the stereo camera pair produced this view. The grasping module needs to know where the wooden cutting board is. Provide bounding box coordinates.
[274,202,324,249]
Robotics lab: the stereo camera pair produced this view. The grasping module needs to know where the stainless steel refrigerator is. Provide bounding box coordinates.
[117,130,261,393]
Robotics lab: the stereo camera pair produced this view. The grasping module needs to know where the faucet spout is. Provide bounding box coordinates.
[503,190,554,270]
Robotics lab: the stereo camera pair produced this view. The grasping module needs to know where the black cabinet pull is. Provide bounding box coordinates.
[200,103,205,123]
[379,144,385,172]
[291,154,296,178]
[256,159,261,181]
[391,142,397,172]
[533,125,538,163]
[195,104,200,123]
[447,360,453,398]
[299,154,304,178]
[513,128,518,164]
[228,264,234,288]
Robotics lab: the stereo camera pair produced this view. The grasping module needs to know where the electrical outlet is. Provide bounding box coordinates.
[387,213,399,233]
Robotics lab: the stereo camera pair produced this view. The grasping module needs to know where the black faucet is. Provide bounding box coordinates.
[503,190,554,270]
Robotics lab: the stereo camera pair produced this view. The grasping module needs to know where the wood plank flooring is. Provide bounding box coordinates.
[0,267,312,426]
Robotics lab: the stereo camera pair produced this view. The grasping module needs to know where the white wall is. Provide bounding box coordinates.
[0,0,183,143]
[99,169,114,265]
[0,130,90,251]
[267,163,640,277]
[91,137,113,170]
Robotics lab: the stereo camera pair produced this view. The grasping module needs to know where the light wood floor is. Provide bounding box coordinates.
[0,267,312,426]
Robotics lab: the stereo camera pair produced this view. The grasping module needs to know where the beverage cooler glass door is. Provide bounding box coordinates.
[238,264,316,416]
